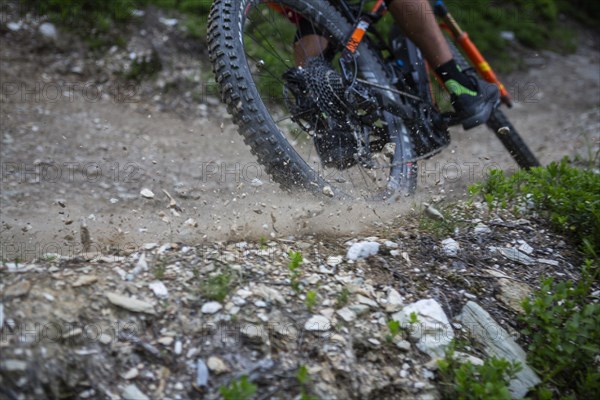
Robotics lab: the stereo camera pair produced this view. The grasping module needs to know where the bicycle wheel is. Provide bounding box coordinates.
[445,39,540,169]
[208,0,417,200]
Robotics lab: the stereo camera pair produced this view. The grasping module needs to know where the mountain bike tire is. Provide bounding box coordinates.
[207,0,417,199]
[445,39,540,169]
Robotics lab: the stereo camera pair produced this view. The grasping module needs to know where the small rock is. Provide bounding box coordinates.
[4,280,32,298]
[304,315,331,331]
[348,304,370,316]
[207,356,229,374]
[498,247,535,266]
[174,340,182,355]
[201,301,222,314]
[474,223,491,235]
[441,238,459,257]
[357,294,378,308]
[196,359,209,387]
[423,203,445,221]
[121,368,139,380]
[39,22,57,39]
[385,288,404,312]
[395,339,411,351]
[326,256,343,267]
[105,292,155,314]
[250,178,263,187]
[149,281,169,298]
[454,351,484,366]
[140,188,155,199]
[346,241,380,261]
[517,241,534,255]
[368,338,381,346]
[72,275,98,287]
[537,258,559,267]
[1,360,27,371]
[336,307,357,322]
[7,21,23,31]
[99,334,112,345]
[158,336,174,346]
[122,384,149,400]
[253,284,286,304]
[500,31,515,41]
[322,186,334,198]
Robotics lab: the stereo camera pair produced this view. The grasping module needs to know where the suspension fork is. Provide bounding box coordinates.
[433,0,513,107]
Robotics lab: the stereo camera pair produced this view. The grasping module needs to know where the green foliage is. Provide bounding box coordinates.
[385,319,401,342]
[199,270,234,302]
[296,365,318,400]
[437,345,522,400]
[335,287,350,308]
[305,290,317,312]
[288,250,304,293]
[520,260,600,397]
[219,375,257,400]
[471,159,600,254]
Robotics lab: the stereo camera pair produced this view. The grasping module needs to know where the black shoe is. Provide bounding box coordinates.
[447,77,500,130]
[313,125,358,170]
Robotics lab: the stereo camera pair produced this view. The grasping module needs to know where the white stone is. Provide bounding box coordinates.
[304,315,331,331]
[140,188,155,199]
[336,307,357,322]
[357,294,378,308]
[474,223,492,235]
[385,288,404,312]
[392,299,453,358]
[441,238,460,257]
[326,256,343,267]
[347,241,380,261]
[149,281,169,298]
[498,247,534,266]
[121,367,139,380]
[207,356,229,374]
[122,384,149,400]
[517,241,534,255]
[105,292,155,314]
[39,22,57,39]
[201,302,222,314]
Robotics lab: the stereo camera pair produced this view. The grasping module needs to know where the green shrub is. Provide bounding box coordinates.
[521,260,600,397]
[471,159,600,254]
[219,375,257,400]
[437,345,522,400]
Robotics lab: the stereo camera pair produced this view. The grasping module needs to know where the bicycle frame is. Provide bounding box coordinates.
[335,0,513,107]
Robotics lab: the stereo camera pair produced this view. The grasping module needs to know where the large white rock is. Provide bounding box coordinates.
[201,301,222,314]
[105,292,155,314]
[304,315,331,331]
[346,241,380,261]
[458,301,541,398]
[392,299,453,358]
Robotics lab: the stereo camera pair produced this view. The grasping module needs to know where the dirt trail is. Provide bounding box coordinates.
[1,30,598,260]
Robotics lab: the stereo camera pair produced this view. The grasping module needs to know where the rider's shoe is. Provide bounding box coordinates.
[314,127,358,170]
[447,76,500,130]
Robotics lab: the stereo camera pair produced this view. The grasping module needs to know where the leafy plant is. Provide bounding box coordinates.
[288,251,303,293]
[437,344,522,400]
[305,290,317,312]
[520,259,600,397]
[199,270,234,302]
[335,287,350,308]
[219,375,257,400]
[296,365,318,400]
[385,319,401,343]
[470,159,600,254]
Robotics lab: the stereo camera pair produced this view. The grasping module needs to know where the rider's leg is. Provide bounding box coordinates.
[387,0,499,129]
